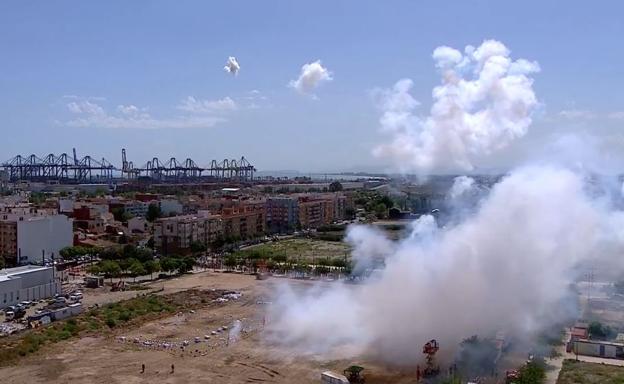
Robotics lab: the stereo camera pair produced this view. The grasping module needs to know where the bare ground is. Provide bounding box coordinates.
[0,272,425,384]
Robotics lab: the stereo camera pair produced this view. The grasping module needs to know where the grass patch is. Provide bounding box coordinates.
[245,238,350,261]
[557,359,624,384]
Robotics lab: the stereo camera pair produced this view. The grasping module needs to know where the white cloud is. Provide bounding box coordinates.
[67,100,105,115]
[64,99,225,130]
[289,60,333,95]
[224,56,240,76]
[116,104,143,116]
[177,96,237,113]
[558,109,595,119]
[557,109,624,121]
[608,111,624,120]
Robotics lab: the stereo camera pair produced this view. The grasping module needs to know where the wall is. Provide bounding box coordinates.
[17,215,73,264]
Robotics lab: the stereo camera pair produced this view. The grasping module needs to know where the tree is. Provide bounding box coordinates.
[178,257,195,274]
[373,202,388,219]
[99,247,122,260]
[516,359,546,384]
[455,336,499,378]
[122,244,137,259]
[379,195,394,209]
[146,203,162,222]
[160,257,179,274]
[144,260,160,280]
[111,207,132,222]
[345,207,356,219]
[190,241,207,255]
[329,181,343,192]
[224,255,238,271]
[588,321,613,340]
[128,259,146,282]
[135,247,153,263]
[99,260,121,283]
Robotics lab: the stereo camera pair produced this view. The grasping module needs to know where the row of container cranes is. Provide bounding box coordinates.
[1,148,255,184]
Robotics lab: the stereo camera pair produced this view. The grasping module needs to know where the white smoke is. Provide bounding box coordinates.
[289,60,333,95]
[268,165,624,363]
[448,176,476,200]
[228,319,243,345]
[374,39,540,174]
[345,225,395,275]
[224,56,240,76]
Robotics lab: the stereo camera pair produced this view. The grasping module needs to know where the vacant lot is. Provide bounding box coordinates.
[557,359,624,384]
[0,272,426,384]
[246,238,351,261]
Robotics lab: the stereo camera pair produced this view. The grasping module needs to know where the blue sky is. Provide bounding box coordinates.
[1,1,623,172]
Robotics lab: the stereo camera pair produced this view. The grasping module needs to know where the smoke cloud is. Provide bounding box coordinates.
[269,165,624,363]
[224,56,240,75]
[289,60,333,95]
[374,40,540,174]
[448,176,476,200]
[268,39,624,366]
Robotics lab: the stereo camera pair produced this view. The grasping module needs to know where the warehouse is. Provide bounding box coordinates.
[0,265,60,309]
[571,339,624,359]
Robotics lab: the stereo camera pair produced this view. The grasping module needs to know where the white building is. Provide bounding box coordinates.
[0,265,60,309]
[17,215,73,265]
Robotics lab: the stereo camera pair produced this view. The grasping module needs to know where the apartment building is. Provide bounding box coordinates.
[153,211,222,254]
[266,196,298,234]
[297,193,349,229]
[221,199,265,240]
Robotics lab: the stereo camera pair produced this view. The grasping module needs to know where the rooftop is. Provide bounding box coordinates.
[0,265,51,281]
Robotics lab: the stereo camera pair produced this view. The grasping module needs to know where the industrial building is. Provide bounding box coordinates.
[569,339,624,359]
[0,265,60,309]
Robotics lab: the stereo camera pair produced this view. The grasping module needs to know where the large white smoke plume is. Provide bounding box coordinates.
[269,166,624,363]
[374,40,540,174]
[268,39,624,366]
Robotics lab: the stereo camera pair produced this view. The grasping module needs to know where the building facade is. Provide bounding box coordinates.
[221,200,265,240]
[0,265,60,309]
[266,197,298,234]
[154,211,222,254]
[0,213,72,266]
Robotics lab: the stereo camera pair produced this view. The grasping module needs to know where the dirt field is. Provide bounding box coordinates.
[0,272,425,384]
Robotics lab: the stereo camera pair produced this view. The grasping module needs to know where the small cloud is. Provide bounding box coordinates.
[67,100,105,115]
[62,97,227,130]
[224,56,240,76]
[289,60,333,96]
[608,111,624,120]
[116,104,142,116]
[177,96,237,113]
[558,109,595,119]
